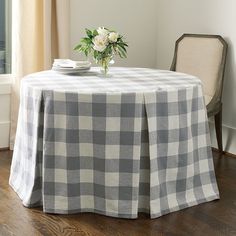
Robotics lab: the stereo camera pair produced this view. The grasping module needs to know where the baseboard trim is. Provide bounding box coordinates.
[209,121,236,155]
[0,147,10,151]
[212,147,236,159]
[0,121,10,149]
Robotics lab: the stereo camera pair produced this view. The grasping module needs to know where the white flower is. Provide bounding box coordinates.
[108,32,119,43]
[93,34,108,52]
[97,27,109,36]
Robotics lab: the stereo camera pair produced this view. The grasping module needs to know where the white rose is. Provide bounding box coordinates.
[93,34,108,52]
[97,27,109,36]
[108,32,119,43]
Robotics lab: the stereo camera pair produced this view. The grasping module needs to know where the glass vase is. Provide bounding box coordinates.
[99,56,114,76]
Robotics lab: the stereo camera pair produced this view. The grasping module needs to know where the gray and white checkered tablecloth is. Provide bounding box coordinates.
[9,67,219,219]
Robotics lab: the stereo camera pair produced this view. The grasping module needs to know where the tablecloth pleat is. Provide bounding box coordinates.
[144,86,219,218]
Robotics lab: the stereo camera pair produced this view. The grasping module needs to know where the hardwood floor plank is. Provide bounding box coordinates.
[1,150,236,236]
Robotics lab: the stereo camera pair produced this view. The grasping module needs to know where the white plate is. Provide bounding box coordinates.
[52,66,91,74]
[53,60,91,68]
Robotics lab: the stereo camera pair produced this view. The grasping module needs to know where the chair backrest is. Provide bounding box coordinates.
[171,34,227,102]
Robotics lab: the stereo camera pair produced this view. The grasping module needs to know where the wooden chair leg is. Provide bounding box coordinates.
[214,107,223,152]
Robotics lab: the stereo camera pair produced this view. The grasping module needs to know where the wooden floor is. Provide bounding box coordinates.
[0,150,236,236]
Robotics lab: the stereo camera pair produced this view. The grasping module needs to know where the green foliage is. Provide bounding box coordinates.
[73,27,128,71]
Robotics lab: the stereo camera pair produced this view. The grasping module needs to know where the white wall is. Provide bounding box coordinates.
[70,0,158,68]
[156,0,236,153]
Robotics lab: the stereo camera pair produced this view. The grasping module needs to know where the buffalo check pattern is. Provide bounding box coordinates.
[9,68,219,218]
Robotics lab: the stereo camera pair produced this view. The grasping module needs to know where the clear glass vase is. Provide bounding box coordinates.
[99,56,114,76]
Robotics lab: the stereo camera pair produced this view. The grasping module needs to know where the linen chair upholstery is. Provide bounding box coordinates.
[171,34,227,152]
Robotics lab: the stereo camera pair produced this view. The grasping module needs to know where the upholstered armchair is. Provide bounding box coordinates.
[171,34,228,152]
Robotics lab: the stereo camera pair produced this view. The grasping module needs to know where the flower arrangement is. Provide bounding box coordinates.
[74,27,128,75]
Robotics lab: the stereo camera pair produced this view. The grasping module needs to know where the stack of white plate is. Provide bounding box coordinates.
[52,59,91,74]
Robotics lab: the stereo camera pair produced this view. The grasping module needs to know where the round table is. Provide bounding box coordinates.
[10,67,219,219]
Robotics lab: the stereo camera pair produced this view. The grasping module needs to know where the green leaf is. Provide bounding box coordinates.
[93,30,98,36]
[118,43,127,52]
[85,28,93,38]
[81,37,92,44]
[117,45,127,58]
[73,44,82,51]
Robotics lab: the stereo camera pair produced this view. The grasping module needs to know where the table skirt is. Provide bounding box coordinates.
[9,81,219,219]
